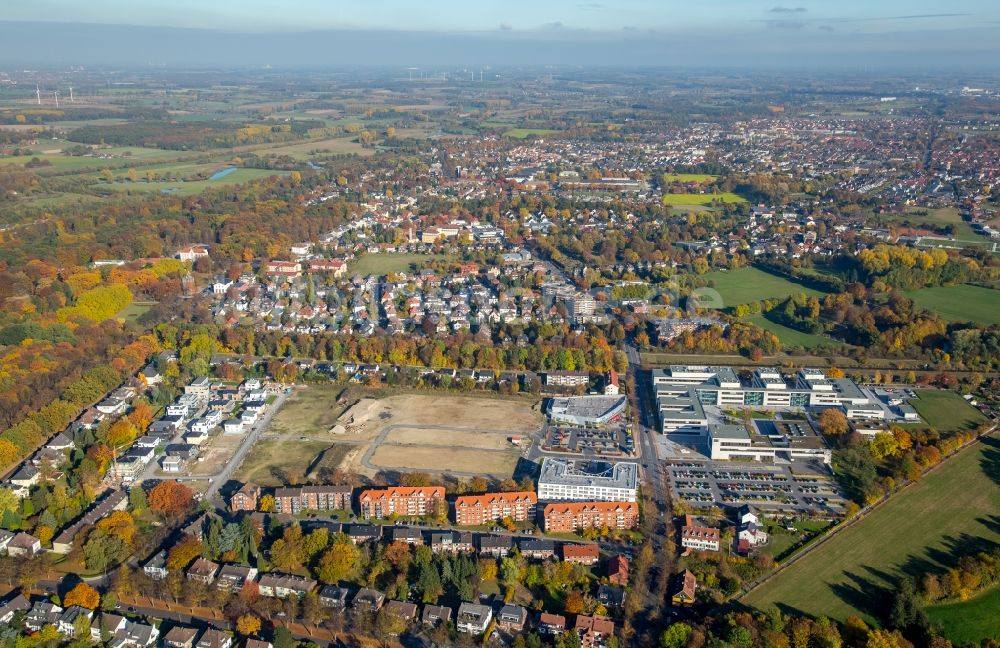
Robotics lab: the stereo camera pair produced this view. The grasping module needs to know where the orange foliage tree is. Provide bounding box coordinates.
[64,582,101,609]
[149,481,194,519]
[166,535,203,571]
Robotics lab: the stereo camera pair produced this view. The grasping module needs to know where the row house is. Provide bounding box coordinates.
[453,491,537,526]
[272,484,353,514]
[542,501,639,533]
[680,515,721,552]
[257,573,317,599]
[358,486,445,519]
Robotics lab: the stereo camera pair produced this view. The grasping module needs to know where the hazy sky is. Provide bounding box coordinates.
[1,0,998,69]
[2,0,994,33]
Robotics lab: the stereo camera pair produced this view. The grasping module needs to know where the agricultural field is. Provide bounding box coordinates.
[904,284,1000,325]
[347,252,453,276]
[661,192,746,205]
[743,435,1000,625]
[100,168,286,196]
[700,267,827,307]
[744,313,841,350]
[926,586,1000,645]
[908,389,987,433]
[502,128,558,138]
[662,173,719,182]
[252,136,372,159]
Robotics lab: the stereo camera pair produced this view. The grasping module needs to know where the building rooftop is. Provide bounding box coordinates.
[538,457,638,491]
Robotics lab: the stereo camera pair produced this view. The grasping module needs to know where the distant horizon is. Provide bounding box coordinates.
[1,16,998,71]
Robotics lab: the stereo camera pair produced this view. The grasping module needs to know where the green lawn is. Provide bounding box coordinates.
[745,313,841,350]
[347,252,452,276]
[663,173,718,183]
[926,585,1000,644]
[502,128,558,138]
[908,389,987,433]
[661,192,746,205]
[742,435,1000,624]
[904,284,1000,326]
[700,267,827,307]
[116,301,156,323]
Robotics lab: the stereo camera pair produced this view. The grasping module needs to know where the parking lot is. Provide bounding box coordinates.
[541,423,636,457]
[665,460,847,517]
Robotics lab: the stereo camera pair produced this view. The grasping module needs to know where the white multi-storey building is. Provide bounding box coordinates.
[537,458,638,502]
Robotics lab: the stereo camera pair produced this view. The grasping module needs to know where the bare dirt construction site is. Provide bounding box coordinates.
[235,386,543,484]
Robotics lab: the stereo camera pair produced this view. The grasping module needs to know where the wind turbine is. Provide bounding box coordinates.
[69,86,74,102]
[53,90,59,108]
[35,84,41,105]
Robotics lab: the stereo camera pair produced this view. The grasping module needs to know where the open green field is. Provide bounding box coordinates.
[908,389,987,433]
[700,267,827,307]
[253,136,372,159]
[904,284,1000,326]
[263,384,347,438]
[661,192,746,205]
[663,173,719,183]
[502,128,558,139]
[743,435,1000,625]
[348,252,452,276]
[745,313,841,350]
[879,207,992,247]
[926,585,1000,644]
[101,168,285,196]
[116,301,156,323]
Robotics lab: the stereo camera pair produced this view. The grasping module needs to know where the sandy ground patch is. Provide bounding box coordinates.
[186,433,242,476]
[375,394,541,431]
[368,445,519,476]
[384,426,514,451]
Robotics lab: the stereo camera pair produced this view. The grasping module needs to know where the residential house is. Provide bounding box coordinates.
[230,483,260,512]
[477,535,512,558]
[421,604,452,627]
[575,615,616,648]
[352,588,385,612]
[604,370,620,395]
[456,602,492,634]
[162,627,200,648]
[538,613,567,635]
[52,489,128,554]
[347,524,380,544]
[670,570,697,606]
[143,550,168,580]
[736,505,768,554]
[597,585,626,609]
[430,531,473,554]
[562,543,600,565]
[318,585,349,609]
[606,555,629,587]
[681,515,721,553]
[257,574,316,599]
[245,641,273,648]
[195,629,232,648]
[273,485,352,514]
[57,606,94,638]
[383,600,418,624]
[24,601,63,632]
[0,593,30,624]
[389,527,424,545]
[519,539,556,560]
[216,565,258,592]
[7,532,41,557]
[496,604,528,632]
[186,558,220,584]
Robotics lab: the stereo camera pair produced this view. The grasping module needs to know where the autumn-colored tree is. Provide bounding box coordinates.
[478,559,498,582]
[316,538,360,583]
[817,408,849,436]
[236,614,262,636]
[564,590,585,614]
[106,418,138,448]
[167,535,203,570]
[35,525,54,546]
[0,439,19,469]
[96,510,137,546]
[384,541,412,570]
[64,582,101,609]
[127,401,153,432]
[149,480,194,518]
[258,494,274,512]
